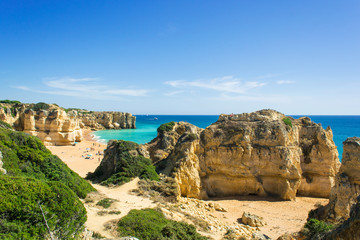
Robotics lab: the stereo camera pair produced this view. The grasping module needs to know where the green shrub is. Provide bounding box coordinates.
[87,140,159,186]
[303,218,334,237]
[158,121,175,132]
[32,102,50,111]
[282,117,293,128]
[117,208,207,240]
[96,198,115,209]
[0,176,87,239]
[0,128,95,198]
[0,100,21,104]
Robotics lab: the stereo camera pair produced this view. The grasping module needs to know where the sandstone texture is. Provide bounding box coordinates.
[311,137,360,222]
[147,110,340,200]
[241,212,266,227]
[79,111,135,130]
[325,195,360,240]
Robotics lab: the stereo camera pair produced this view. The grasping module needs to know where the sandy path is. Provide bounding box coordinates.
[47,130,329,239]
[47,130,156,238]
[209,196,328,239]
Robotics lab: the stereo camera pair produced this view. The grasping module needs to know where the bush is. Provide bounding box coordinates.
[303,218,334,237]
[0,128,95,198]
[32,102,50,111]
[96,198,115,209]
[87,140,159,186]
[282,117,293,128]
[0,100,21,104]
[134,176,179,202]
[158,121,175,132]
[117,208,207,240]
[0,176,87,239]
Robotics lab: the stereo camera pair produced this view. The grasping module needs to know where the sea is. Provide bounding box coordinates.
[93,115,360,160]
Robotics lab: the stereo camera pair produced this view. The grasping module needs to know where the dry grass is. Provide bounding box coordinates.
[132,174,179,203]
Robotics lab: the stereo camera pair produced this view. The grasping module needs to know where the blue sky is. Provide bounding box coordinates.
[1,1,359,115]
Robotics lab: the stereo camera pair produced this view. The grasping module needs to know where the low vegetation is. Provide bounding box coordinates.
[0,128,95,198]
[0,176,87,239]
[86,140,159,186]
[117,208,208,240]
[31,102,50,111]
[0,126,95,238]
[133,175,179,202]
[158,121,175,132]
[302,218,334,238]
[282,117,293,128]
[0,100,21,104]
[96,198,116,209]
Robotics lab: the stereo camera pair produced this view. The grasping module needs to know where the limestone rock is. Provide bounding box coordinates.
[79,112,135,130]
[312,137,360,222]
[325,195,360,239]
[241,212,266,227]
[149,110,340,200]
[0,102,136,146]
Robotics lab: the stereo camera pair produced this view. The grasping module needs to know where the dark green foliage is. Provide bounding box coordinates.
[158,121,175,132]
[96,198,115,209]
[0,100,21,104]
[282,117,293,128]
[117,208,207,240]
[32,102,50,111]
[0,176,87,239]
[87,140,159,186]
[303,218,334,238]
[0,128,95,198]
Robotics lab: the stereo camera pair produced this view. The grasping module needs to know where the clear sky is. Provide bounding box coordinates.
[1,1,359,115]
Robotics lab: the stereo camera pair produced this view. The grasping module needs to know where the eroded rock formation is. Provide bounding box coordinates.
[0,102,136,145]
[147,110,340,200]
[79,112,135,130]
[311,137,360,222]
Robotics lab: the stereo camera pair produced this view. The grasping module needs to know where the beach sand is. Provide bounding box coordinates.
[47,130,328,239]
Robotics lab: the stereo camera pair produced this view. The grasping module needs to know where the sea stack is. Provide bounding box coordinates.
[147,109,340,200]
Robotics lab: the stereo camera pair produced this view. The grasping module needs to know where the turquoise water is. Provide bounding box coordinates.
[93,115,360,160]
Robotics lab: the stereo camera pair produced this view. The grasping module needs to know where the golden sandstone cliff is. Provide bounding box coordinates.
[311,137,360,222]
[146,110,340,200]
[0,102,135,146]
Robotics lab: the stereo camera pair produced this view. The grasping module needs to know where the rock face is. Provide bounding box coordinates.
[312,137,360,222]
[241,212,266,227]
[0,102,136,145]
[148,110,340,200]
[146,122,203,198]
[79,112,135,130]
[16,109,83,146]
[325,195,360,240]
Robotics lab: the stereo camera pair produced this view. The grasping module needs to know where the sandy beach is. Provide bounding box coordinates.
[47,130,329,239]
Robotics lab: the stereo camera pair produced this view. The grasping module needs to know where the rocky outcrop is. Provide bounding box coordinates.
[324,195,360,240]
[241,212,266,227]
[0,151,6,174]
[311,137,360,222]
[148,110,340,200]
[146,122,203,198]
[0,102,136,145]
[79,112,135,130]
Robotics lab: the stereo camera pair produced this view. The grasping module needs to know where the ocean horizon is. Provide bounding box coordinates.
[93,115,360,160]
